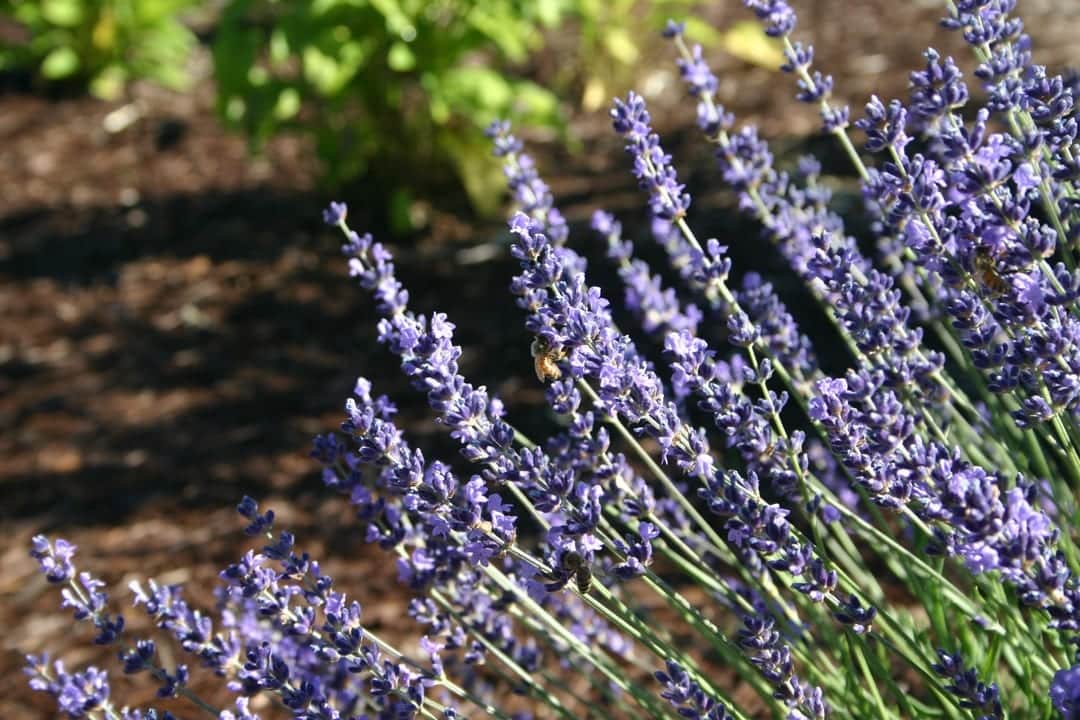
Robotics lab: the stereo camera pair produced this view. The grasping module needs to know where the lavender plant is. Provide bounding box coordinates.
[25,1,1080,718]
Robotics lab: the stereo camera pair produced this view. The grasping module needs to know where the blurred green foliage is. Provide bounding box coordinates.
[561,0,708,113]
[1,0,718,224]
[213,0,570,220]
[211,0,713,223]
[0,0,198,99]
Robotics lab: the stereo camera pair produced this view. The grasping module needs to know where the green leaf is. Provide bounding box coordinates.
[40,0,83,27]
[91,9,117,51]
[41,46,78,78]
[510,80,561,126]
[270,28,291,65]
[440,129,505,217]
[90,65,126,99]
[533,0,566,27]
[439,66,513,113]
[429,94,450,124]
[388,187,415,234]
[225,95,246,122]
[302,46,339,93]
[720,19,784,70]
[681,16,722,47]
[387,41,415,72]
[213,24,259,92]
[369,0,415,38]
[249,63,270,84]
[301,39,366,96]
[273,86,301,120]
[146,60,191,91]
[601,27,638,65]
[467,7,532,62]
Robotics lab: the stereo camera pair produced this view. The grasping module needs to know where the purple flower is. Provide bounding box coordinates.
[656,660,734,720]
[662,19,686,38]
[593,209,702,344]
[25,657,110,717]
[217,514,441,717]
[742,1,850,133]
[237,495,274,536]
[28,538,127,646]
[512,209,840,623]
[812,368,1080,631]
[856,96,911,153]
[670,31,945,411]
[932,650,1003,719]
[859,83,1080,427]
[738,615,828,717]
[909,49,969,132]
[486,121,569,246]
[612,92,693,223]
[321,201,347,226]
[743,0,796,37]
[1052,665,1080,719]
[30,535,76,584]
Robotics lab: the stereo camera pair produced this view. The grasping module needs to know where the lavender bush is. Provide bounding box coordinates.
[25,1,1080,718]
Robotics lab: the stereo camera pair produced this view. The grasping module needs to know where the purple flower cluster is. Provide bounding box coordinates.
[656,660,735,720]
[325,208,670,713]
[665,329,802,504]
[856,85,1080,427]
[1053,665,1080,719]
[610,92,732,304]
[487,120,569,247]
[932,649,1003,720]
[335,218,615,593]
[216,507,439,718]
[24,659,105,717]
[26,536,248,719]
[30,536,125,645]
[663,11,1080,677]
[667,22,947,412]
[490,124,847,716]
[593,209,702,344]
[510,206,846,715]
[738,615,827,718]
[810,369,1078,629]
[743,1,848,132]
[27,500,476,720]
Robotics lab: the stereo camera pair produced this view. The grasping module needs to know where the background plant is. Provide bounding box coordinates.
[0,0,721,225]
[212,0,572,223]
[211,0,721,225]
[0,0,198,98]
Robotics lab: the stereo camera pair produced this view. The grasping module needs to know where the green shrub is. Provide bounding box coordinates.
[0,0,198,99]
[212,0,570,217]
[211,1,709,221]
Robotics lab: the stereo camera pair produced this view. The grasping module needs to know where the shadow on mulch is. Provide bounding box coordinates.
[0,185,544,520]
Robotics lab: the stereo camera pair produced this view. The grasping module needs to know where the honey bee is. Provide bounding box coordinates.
[574,565,593,595]
[758,437,779,464]
[496,530,516,560]
[973,248,1012,296]
[561,549,593,595]
[530,336,565,383]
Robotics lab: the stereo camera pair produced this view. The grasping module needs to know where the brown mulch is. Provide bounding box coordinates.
[3,2,1078,717]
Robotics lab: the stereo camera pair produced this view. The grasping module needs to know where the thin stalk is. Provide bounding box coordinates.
[482,562,679,719]
[63,576,223,718]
